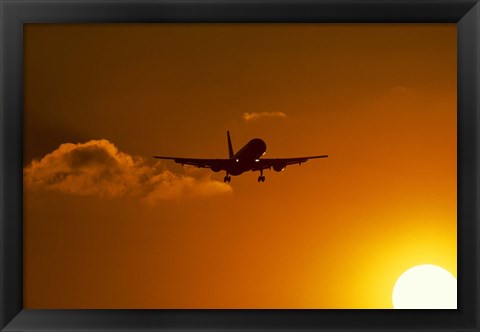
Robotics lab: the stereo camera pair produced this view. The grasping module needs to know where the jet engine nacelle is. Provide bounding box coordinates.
[273,163,286,172]
[211,165,222,172]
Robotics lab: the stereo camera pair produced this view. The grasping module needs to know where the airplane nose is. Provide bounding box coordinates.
[252,138,266,155]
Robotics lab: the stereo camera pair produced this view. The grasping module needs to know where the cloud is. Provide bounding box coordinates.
[24,139,232,203]
[243,111,287,122]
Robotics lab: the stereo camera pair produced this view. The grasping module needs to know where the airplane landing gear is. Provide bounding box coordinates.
[224,175,231,183]
[257,170,265,183]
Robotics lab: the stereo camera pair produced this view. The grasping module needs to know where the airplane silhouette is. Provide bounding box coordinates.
[154,131,328,183]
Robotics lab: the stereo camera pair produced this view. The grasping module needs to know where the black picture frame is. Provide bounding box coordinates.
[1,0,479,331]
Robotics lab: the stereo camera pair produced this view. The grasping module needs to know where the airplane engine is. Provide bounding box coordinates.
[211,165,221,172]
[273,163,286,172]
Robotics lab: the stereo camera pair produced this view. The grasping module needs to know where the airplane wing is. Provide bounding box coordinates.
[153,154,328,172]
[252,155,328,171]
[153,156,231,170]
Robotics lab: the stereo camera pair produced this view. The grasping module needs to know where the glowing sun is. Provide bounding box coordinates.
[392,264,457,309]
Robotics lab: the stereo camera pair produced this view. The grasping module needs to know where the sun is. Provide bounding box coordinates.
[392,264,457,309]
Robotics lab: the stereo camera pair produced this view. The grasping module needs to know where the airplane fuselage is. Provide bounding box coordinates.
[227,138,266,175]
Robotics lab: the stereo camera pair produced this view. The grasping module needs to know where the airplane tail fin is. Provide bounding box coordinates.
[227,131,234,158]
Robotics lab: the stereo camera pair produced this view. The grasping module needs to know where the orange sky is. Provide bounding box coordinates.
[23,23,456,309]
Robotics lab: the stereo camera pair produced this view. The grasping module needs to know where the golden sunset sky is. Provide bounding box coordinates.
[23,23,456,308]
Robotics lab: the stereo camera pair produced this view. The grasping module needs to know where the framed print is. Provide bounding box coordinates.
[1,0,479,331]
